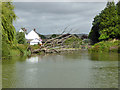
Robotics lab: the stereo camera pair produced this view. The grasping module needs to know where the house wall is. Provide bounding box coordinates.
[26,30,40,40]
[30,40,42,45]
[30,42,38,45]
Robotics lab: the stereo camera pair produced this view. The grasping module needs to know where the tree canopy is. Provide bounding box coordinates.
[116,1,120,38]
[38,34,46,39]
[89,1,120,44]
[50,34,59,39]
[2,2,17,44]
[16,32,26,44]
[2,2,17,57]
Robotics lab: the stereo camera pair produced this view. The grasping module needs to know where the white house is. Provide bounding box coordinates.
[30,38,42,45]
[19,28,42,45]
[26,29,40,40]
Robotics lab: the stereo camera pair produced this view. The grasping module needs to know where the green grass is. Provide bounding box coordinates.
[30,44,40,50]
[89,39,120,53]
[10,49,21,56]
[64,37,82,48]
[15,44,31,56]
[2,43,31,59]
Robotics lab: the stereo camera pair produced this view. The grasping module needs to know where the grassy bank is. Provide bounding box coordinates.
[2,44,31,59]
[88,39,120,53]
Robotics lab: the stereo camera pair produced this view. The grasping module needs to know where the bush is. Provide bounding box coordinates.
[30,44,40,50]
[2,40,11,57]
[64,37,82,48]
[50,34,59,39]
[89,39,120,52]
[2,43,31,59]
[16,32,26,44]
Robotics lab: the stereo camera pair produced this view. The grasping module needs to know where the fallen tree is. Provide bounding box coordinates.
[32,27,82,54]
[32,33,75,53]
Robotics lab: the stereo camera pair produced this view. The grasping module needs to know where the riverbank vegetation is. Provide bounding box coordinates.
[16,31,26,44]
[89,1,120,43]
[2,2,17,58]
[2,2,30,58]
[64,37,82,48]
[88,39,120,53]
[88,1,120,52]
[2,43,31,59]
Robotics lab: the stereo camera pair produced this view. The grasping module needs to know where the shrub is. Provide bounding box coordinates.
[16,32,26,44]
[64,37,82,48]
[89,39,120,52]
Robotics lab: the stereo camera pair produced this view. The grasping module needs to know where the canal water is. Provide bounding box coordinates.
[2,51,119,88]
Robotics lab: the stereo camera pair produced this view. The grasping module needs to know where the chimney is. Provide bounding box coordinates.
[34,28,36,31]
[25,29,27,32]
[22,28,26,32]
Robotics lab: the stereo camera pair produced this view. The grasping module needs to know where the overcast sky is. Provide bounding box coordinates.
[13,2,107,35]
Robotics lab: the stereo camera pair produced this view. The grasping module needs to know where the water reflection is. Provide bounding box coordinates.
[89,52,119,61]
[2,51,119,88]
[26,56,39,63]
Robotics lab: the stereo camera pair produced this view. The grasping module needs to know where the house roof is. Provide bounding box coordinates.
[19,29,24,32]
[19,28,27,32]
[26,30,40,40]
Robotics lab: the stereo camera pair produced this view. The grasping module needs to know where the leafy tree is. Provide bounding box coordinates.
[116,1,120,21]
[38,34,46,39]
[116,1,120,39]
[89,1,120,44]
[16,32,26,44]
[2,2,17,44]
[81,34,88,40]
[50,34,58,39]
[99,2,118,40]
[1,2,17,57]
[88,15,100,44]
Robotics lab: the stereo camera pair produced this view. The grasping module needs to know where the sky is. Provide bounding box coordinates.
[13,2,107,35]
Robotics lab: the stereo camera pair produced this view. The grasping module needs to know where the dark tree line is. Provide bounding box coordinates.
[89,1,120,44]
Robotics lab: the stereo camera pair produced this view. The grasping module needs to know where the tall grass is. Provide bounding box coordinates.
[89,39,120,53]
[2,43,31,59]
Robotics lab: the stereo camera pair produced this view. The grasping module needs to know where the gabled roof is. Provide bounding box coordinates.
[26,30,40,40]
[19,28,27,33]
